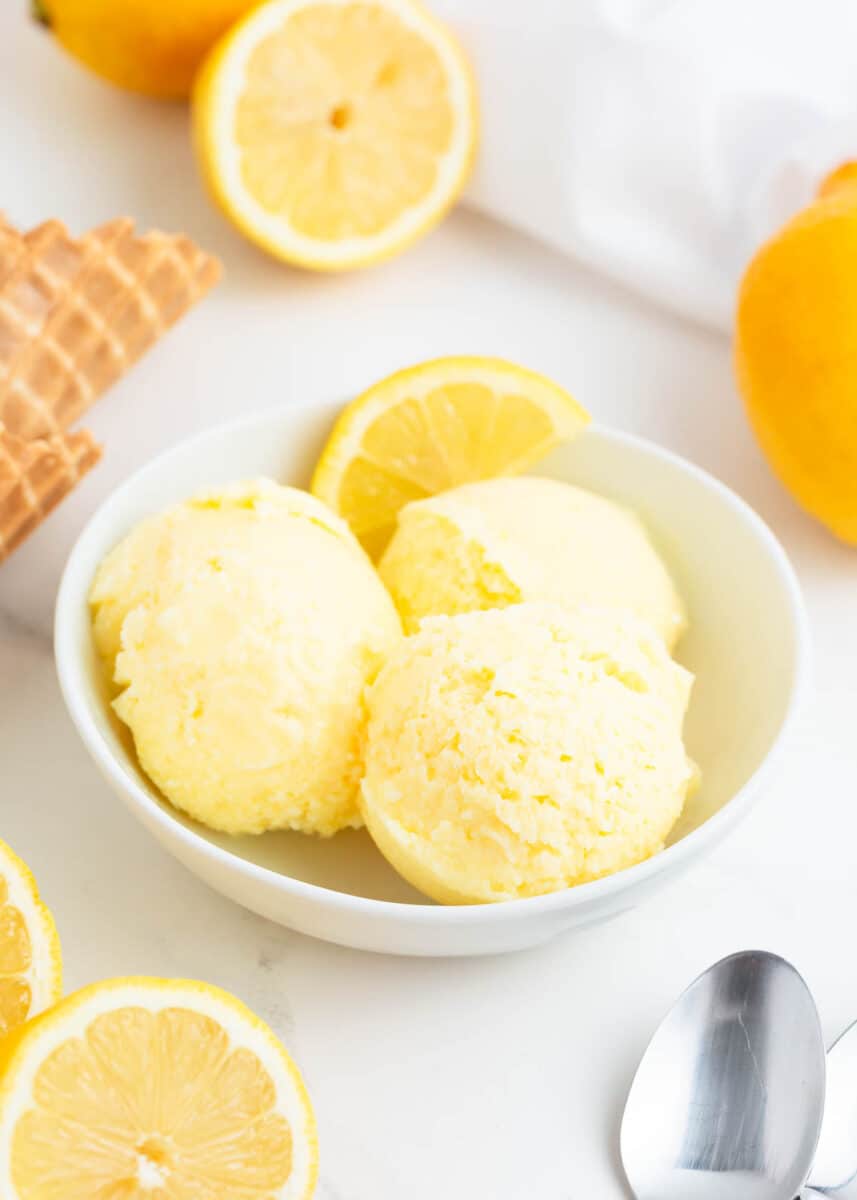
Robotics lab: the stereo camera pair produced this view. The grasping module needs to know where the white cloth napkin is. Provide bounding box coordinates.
[436,0,857,329]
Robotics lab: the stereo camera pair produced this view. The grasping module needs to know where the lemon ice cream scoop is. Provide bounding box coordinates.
[91,479,357,672]
[361,603,695,903]
[91,479,401,836]
[378,476,686,648]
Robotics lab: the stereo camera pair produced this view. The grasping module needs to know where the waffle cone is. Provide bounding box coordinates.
[0,217,221,441]
[0,215,220,559]
[0,425,101,563]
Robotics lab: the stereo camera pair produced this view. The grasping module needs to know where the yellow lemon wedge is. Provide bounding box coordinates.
[0,838,61,1041]
[311,356,590,555]
[193,0,478,270]
[0,977,318,1200]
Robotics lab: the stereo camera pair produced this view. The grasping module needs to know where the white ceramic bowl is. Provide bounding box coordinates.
[55,402,809,956]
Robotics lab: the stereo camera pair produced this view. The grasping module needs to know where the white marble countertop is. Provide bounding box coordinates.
[3,10,857,1198]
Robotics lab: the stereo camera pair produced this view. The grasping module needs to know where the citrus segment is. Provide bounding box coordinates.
[0,840,62,1040]
[193,0,477,269]
[0,982,31,1040]
[0,979,317,1200]
[311,357,589,554]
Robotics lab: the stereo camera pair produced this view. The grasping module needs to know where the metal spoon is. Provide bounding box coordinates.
[621,950,826,1200]
[808,1017,857,1194]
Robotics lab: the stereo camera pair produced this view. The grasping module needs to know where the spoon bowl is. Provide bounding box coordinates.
[621,950,826,1200]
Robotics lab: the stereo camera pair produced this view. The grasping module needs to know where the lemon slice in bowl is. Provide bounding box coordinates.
[0,838,62,1040]
[193,0,478,270]
[311,356,589,555]
[0,977,317,1199]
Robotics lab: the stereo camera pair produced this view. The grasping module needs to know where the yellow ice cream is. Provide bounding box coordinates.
[361,603,695,903]
[91,479,402,836]
[91,479,357,672]
[378,476,686,648]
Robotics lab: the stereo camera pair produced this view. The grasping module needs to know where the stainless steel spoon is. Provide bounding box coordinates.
[621,950,826,1200]
[808,1017,857,1194]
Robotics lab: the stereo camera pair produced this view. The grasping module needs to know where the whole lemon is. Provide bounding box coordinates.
[735,164,857,543]
[34,0,260,98]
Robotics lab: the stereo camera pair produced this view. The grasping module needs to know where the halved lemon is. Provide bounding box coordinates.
[0,839,62,1041]
[0,977,317,1199]
[311,356,590,555]
[193,0,478,270]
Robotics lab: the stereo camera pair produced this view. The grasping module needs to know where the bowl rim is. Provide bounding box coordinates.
[54,402,812,925]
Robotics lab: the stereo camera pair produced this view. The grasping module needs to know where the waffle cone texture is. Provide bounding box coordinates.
[0,215,220,562]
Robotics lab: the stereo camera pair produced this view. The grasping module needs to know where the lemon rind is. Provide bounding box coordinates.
[0,839,62,1023]
[194,0,478,270]
[311,355,590,515]
[0,976,318,1200]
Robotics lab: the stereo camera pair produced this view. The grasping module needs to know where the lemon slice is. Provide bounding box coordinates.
[0,977,317,1200]
[0,839,61,1041]
[193,0,478,270]
[311,356,590,555]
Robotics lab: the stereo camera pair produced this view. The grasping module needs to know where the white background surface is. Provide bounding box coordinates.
[2,9,857,1198]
